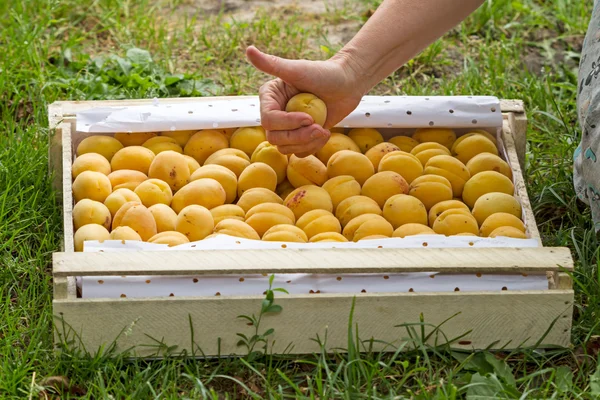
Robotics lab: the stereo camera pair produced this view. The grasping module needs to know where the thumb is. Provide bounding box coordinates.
[246,45,299,83]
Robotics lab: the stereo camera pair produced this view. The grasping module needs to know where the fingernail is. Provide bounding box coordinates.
[310,130,323,140]
[300,119,312,127]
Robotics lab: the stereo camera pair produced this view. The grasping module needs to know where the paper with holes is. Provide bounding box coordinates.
[76,95,503,132]
[74,95,544,299]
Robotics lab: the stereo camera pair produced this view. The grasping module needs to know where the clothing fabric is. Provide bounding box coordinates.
[574,1,600,231]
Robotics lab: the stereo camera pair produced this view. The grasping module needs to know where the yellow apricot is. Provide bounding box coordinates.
[190,164,237,204]
[285,93,327,126]
[77,135,123,161]
[479,213,525,237]
[107,170,147,191]
[428,200,470,227]
[408,176,453,211]
[462,171,515,209]
[488,226,528,239]
[287,155,328,187]
[392,223,436,238]
[146,150,190,192]
[183,130,229,164]
[245,204,296,237]
[347,128,384,153]
[322,175,362,211]
[237,162,277,196]
[262,224,309,243]
[315,133,361,165]
[134,178,173,207]
[452,134,498,164]
[148,231,190,247]
[230,126,267,157]
[104,188,141,217]
[112,202,157,241]
[432,209,479,236]
[383,194,428,229]
[424,155,470,197]
[327,150,374,185]
[148,203,178,232]
[471,192,522,226]
[72,199,111,230]
[309,232,349,242]
[389,136,419,152]
[276,179,295,201]
[335,195,382,227]
[343,214,393,242]
[365,142,401,170]
[72,153,111,179]
[110,226,142,241]
[210,204,245,224]
[142,136,183,155]
[184,155,201,174]
[171,178,226,213]
[204,148,250,177]
[296,209,341,239]
[72,171,112,203]
[213,219,260,240]
[246,203,295,222]
[466,152,512,179]
[160,130,197,147]
[110,146,155,174]
[237,188,283,213]
[284,185,333,220]
[251,141,288,184]
[114,132,157,147]
[378,151,423,183]
[362,171,409,208]
[175,205,214,242]
[74,224,110,251]
[412,128,457,149]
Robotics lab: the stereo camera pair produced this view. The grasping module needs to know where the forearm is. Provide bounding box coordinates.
[333,0,484,93]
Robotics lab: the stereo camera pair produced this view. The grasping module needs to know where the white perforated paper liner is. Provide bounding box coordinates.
[73,95,543,299]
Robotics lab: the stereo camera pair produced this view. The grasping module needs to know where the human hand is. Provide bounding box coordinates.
[246,45,365,157]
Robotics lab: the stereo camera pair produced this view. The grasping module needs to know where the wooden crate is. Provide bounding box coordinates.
[48,98,575,358]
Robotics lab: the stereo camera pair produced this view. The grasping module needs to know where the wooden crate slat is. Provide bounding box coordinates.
[53,289,573,357]
[53,247,573,277]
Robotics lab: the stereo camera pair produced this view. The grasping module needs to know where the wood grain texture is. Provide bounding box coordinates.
[53,247,573,277]
[60,122,75,253]
[53,290,574,357]
[506,111,528,169]
[499,99,525,113]
[48,103,64,198]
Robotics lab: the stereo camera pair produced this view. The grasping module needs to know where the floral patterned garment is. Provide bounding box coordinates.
[574,1,600,232]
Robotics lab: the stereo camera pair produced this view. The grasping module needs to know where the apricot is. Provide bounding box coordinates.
[362,171,409,208]
[347,128,384,153]
[358,235,391,241]
[230,126,267,157]
[190,164,237,204]
[462,171,515,209]
[251,141,288,184]
[148,231,190,247]
[389,136,419,152]
[72,153,111,179]
[343,214,393,242]
[110,146,155,174]
[262,224,308,243]
[72,199,111,231]
[134,178,173,207]
[315,133,361,165]
[109,226,142,241]
[147,150,190,192]
[284,185,333,219]
[466,153,512,179]
[296,209,341,239]
[479,213,525,237]
[327,150,374,185]
[148,203,177,232]
[72,171,112,203]
[204,148,250,177]
[213,219,260,240]
[114,132,157,147]
[432,209,479,236]
[237,188,283,213]
[237,162,278,197]
[76,135,123,161]
[276,179,295,201]
[142,136,182,155]
[107,170,148,191]
[408,175,453,211]
[424,155,470,197]
[452,134,498,164]
[392,223,435,238]
[412,128,457,149]
[309,232,348,242]
[378,151,423,184]
[184,155,201,174]
[488,226,527,239]
[335,195,381,227]
[74,223,110,251]
[287,155,328,187]
[321,175,362,211]
[364,142,401,170]
[382,194,427,229]
[112,202,157,241]
[104,188,141,217]
[468,129,498,145]
[245,203,296,237]
[183,130,229,164]
[160,130,197,147]
[285,93,327,126]
[171,178,226,213]
[175,205,214,242]
[428,200,470,227]
[471,192,522,226]
[219,128,238,139]
[210,204,245,224]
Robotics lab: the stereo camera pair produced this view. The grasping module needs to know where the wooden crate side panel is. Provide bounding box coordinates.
[60,122,75,253]
[53,290,573,357]
[52,247,574,277]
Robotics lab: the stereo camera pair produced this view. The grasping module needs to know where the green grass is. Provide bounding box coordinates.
[1,0,600,397]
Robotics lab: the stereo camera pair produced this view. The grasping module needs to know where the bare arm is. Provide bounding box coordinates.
[246,0,485,156]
